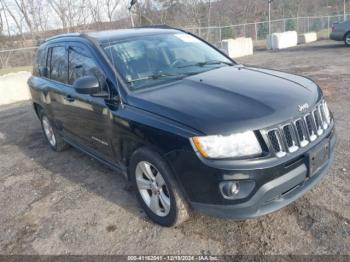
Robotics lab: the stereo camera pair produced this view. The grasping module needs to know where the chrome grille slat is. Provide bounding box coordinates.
[305,113,317,141]
[294,119,309,147]
[313,109,324,136]
[267,129,286,158]
[321,100,331,126]
[265,100,332,158]
[282,124,298,153]
[319,104,329,129]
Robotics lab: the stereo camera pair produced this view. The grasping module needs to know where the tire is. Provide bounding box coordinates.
[130,147,191,227]
[345,32,350,46]
[39,110,70,152]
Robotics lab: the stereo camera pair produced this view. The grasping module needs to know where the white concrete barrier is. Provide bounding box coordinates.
[0,71,31,105]
[222,37,253,58]
[266,31,298,50]
[298,32,317,44]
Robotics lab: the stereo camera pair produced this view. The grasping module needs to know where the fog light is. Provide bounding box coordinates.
[219,180,255,200]
[221,182,240,197]
[230,182,240,195]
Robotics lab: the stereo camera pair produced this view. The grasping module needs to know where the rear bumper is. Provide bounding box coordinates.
[330,32,344,41]
[190,132,336,219]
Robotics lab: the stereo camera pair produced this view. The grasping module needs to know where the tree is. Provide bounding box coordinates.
[105,0,120,22]
[0,8,3,36]
[48,0,68,30]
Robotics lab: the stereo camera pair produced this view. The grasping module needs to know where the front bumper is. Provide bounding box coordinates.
[191,145,334,219]
[166,125,336,219]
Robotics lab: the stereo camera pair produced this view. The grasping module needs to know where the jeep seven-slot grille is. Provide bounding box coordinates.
[283,125,293,147]
[268,131,281,152]
[266,100,331,158]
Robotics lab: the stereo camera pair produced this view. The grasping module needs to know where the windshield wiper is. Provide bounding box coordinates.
[127,72,181,83]
[176,60,234,69]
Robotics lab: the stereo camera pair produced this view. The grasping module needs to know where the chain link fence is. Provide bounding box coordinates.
[186,14,350,47]
[0,13,349,73]
[0,47,37,70]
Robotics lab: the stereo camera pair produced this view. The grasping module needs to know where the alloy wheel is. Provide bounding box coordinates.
[135,161,171,217]
[42,116,56,147]
[346,34,350,45]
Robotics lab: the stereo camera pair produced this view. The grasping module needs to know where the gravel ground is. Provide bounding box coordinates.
[0,40,349,255]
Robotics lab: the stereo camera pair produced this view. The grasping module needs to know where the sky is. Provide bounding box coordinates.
[0,0,131,36]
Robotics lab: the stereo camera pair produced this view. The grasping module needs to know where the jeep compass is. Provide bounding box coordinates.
[28,27,335,227]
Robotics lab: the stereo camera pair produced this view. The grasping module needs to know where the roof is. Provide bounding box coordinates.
[87,27,181,44]
[44,27,182,45]
[45,32,81,42]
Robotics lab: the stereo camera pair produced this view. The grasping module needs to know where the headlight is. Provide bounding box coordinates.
[191,131,262,159]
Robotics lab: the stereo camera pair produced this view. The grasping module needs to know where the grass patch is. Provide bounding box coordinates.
[0,66,32,76]
[317,28,331,40]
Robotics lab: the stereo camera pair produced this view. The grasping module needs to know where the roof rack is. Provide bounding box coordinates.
[133,24,178,30]
[45,32,82,42]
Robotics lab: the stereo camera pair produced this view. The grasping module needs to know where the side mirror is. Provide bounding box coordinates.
[73,76,101,95]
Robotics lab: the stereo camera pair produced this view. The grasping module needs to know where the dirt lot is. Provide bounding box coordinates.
[0,40,349,255]
[0,71,31,105]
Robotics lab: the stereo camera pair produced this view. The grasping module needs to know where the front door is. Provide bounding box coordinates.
[66,43,115,161]
[48,42,115,162]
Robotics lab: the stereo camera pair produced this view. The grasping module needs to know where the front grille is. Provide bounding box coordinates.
[294,119,309,147]
[282,124,298,152]
[313,109,323,135]
[305,114,317,141]
[265,100,332,158]
[268,130,280,152]
[267,130,286,158]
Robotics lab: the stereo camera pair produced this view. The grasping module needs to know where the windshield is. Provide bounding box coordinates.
[103,33,234,90]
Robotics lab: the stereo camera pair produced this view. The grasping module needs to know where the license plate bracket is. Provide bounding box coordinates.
[308,139,330,177]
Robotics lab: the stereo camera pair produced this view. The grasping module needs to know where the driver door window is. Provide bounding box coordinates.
[68,45,106,90]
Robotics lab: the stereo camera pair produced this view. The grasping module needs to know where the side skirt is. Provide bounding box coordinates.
[63,136,129,179]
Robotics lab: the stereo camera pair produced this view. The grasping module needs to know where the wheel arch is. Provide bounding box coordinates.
[344,31,350,40]
[33,102,43,118]
[123,140,166,181]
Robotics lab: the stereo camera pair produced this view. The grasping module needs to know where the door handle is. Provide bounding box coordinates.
[64,95,75,102]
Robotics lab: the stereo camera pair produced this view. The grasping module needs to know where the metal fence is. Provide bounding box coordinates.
[186,14,350,47]
[0,13,349,72]
[0,46,37,70]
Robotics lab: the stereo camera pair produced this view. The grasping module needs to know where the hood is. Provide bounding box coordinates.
[127,66,322,135]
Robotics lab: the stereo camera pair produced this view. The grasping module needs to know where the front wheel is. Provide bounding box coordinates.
[345,32,350,46]
[130,148,190,227]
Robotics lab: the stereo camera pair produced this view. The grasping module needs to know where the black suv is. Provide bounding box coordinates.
[28,27,335,227]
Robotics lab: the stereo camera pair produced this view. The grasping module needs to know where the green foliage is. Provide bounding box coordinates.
[311,19,323,31]
[221,27,235,39]
[285,19,297,31]
[220,16,235,39]
[258,22,269,38]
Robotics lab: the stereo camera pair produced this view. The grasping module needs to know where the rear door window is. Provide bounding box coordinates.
[33,47,47,77]
[48,46,68,83]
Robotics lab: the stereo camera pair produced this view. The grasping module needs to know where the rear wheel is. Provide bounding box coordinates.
[130,148,190,227]
[345,32,350,46]
[39,110,69,152]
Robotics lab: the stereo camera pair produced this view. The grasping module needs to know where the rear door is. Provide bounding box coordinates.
[45,44,73,133]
